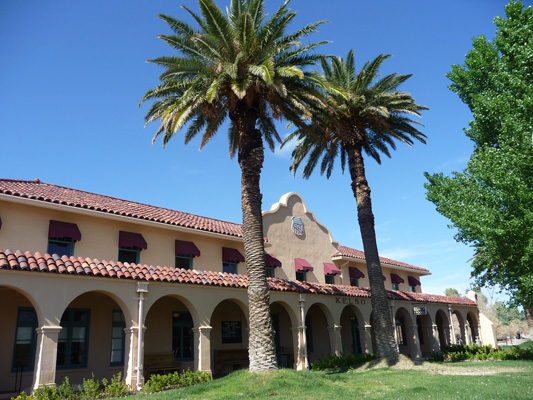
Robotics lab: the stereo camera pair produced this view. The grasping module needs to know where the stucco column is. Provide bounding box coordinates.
[295,294,308,370]
[430,324,441,352]
[448,306,456,345]
[32,325,62,390]
[464,322,471,345]
[364,324,373,354]
[407,324,422,359]
[124,326,145,389]
[193,326,212,375]
[328,325,342,356]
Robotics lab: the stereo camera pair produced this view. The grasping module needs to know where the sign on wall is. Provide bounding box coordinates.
[413,306,427,315]
[221,321,242,344]
[291,217,305,236]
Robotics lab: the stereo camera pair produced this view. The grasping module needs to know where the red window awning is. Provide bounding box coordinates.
[295,258,313,272]
[48,220,82,242]
[119,231,147,250]
[0,216,2,230]
[175,240,200,257]
[408,276,421,286]
[222,247,245,263]
[391,273,405,284]
[324,263,341,275]
[349,267,365,279]
[265,253,282,268]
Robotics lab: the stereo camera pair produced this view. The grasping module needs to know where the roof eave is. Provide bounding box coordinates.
[331,254,431,276]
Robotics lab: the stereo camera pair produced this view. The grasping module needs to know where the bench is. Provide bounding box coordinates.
[214,349,249,377]
[144,353,181,380]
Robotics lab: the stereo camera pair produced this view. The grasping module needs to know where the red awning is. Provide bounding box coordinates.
[119,231,147,250]
[295,258,313,272]
[175,240,200,257]
[0,217,2,230]
[265,254,282,268]
[383,275,386,281]
[349,267,365,279]
[391,273,405,284]
[408,276,421,286]
[48,220,82,242]
[324,263,341,275]
[222,247,245,263]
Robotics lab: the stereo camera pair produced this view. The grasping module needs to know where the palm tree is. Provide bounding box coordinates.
[140,0,328,372]
[287,51,428,359]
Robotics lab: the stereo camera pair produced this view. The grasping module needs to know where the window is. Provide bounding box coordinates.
[175,256,193,270]
[325,274,335,285]
[295,270,306,282]
[265,266,275,278]
[395,317,406,346]
[409,284,417,293]
[172,312,193,361]
[118,246,140,264]
[47,220,81,257]
[223,262,237,274]
[57,309,90,369]
[12,307,37,371]
[110,310,125,366]
[392,282,399,291]
[118,231,147,264]
[48,237,75,257]
[350,277,359,287]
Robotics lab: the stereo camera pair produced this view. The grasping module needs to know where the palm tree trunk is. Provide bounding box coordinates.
[346,143,398,360]
[235,111,277,372]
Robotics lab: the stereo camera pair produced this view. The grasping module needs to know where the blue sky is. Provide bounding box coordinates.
[2,0,530,300]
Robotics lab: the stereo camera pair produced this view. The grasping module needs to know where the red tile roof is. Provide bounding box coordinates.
[334,245,430,274]
[0,249,475,306]
[0,179,243,237]
[0,179,427,272]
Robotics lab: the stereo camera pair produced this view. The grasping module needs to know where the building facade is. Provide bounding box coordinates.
[0,179,495,395]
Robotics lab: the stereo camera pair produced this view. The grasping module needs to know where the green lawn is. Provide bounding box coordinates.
[133,359,533,400]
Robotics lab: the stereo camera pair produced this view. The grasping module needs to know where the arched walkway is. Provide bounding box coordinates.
[340,306,365,355]
[467,312,480,344]
[435,309,450,349]
[451,311,465,345]
[143,295,195,381]
[394,307,418,358]
[0,286,42,395]
[210,299,249,377]
[305,303,331,363]
[54,291,130,386]
[270,301,297,368]
[416,314,433,356]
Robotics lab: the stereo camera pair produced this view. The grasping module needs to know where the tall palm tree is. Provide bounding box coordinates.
[287,51,428,359]
[140,0,327,372]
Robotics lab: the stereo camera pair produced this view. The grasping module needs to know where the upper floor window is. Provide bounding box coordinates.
[222,247,245,274]
[48,220,82,257]
[265,254,282,279]
[408,276,421,292]
[349,267,365,287]
[12,307,37,372]
[118,231,147,264]
[390,273,405,291]
[295,258,313,282]
[175,240,201,270]
[57,308,90,369]
[323,263,340,285]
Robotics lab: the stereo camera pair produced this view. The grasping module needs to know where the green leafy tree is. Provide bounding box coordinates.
[287,51,428,359]
[424,1,533,336]
[445,288,461,297]
[140,0,328,372]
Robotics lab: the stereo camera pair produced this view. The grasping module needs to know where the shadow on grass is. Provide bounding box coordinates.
[322,354,426,375]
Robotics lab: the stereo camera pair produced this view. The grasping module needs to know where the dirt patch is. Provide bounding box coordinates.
[356,354,526,375]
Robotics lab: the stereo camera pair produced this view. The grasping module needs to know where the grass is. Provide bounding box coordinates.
[131,358,533,400]
[501,340,533,352]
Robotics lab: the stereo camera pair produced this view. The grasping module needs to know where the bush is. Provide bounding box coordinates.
[33,385,59,400]
[311,353,377,370]
[57,377,76,400]
[104,372,130,398]
[143,369,212,393]
[431,343,533,362]
[80,374,102,400]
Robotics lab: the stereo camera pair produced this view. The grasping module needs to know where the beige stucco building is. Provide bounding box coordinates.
[0,179,495,396]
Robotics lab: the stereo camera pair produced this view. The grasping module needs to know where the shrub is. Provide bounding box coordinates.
[431,343,533,362]
[80,374,102,400]
[103,372,130,398]
[143,369,212,393]
[311,353,377,370]
[57,377,76,400]
[33,385,59,400]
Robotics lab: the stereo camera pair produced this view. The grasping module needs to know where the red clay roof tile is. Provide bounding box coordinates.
[0,248,475,306]
[334,244,430,273]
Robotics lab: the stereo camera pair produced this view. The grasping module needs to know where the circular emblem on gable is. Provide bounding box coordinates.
[291,217,305,236]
